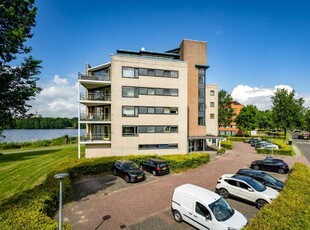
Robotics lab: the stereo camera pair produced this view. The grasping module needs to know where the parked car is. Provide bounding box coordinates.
[236,169,284,191]
[261,144,279,150]
[216,174,279,209]
[254,141,268,149]
[250,156,289,174]
[139,158,170,176]
[113,160,146,183]
[250,138,262,146]
[172,183,247,229]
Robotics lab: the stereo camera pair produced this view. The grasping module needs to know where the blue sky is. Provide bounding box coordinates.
[28,0,310,117]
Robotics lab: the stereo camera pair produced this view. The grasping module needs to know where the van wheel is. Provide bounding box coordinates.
[173,210,183,223]
[256,199,268,209]
[218,188,229,199]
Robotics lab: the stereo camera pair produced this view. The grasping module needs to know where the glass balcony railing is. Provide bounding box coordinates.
[80,133,111,142]
[78,73,111,81]
[80,113,111,121]
[80,92,111,101]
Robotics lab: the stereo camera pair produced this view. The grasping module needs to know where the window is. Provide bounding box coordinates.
[170,126,178,133]
[155,88,164,95]
[199,103,205,112]
[199,89,205,97]
[122,126,138,136]
[122,87,137,97]
[170,71,178,78]
[226,179,237,186]
[147,69,155,76]
[138,143,178,150]
[195,202,210,217]
[199,75,205,83]
[210,113,215,119]
[147,88,155,95]
[163,89,170,95]
[139,107,148,114]
[163,126,170,133]
[164,108,170,114]
[239,182,250,190]
[210,90,215,96]
[155,107,164,114]
[170,108,178,114]
[210,102,215,108]
[170,89,178,96]
[147,126,155,133]
[155,126,164,133]
[122,106,138,117]
[155,70,164,77]
[139,87,147,95]
[163,70,170,77]
[198,116,205,125]
[122,67,136,78]
[139,68,148,76]
[147,107,155,114]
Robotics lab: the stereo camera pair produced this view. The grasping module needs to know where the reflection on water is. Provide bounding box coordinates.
[0,129,86,143]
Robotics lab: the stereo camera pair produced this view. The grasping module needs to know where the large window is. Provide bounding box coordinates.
[124,106,178,116]
[210,113,215,119]
[139,126,178,133]
[122,87,137,97]
[123,66,179,78]
[139,144,178,150]
[210,102,215,108]
[122,106,138,117]
[122,86,178,97]
[122,126,138,136]
[199,103,205,112]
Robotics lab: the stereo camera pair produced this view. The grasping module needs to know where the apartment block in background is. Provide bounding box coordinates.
[218,101,244,136]
[78,39,214,158]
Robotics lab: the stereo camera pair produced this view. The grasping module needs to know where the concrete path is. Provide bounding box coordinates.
[61,142,310,229]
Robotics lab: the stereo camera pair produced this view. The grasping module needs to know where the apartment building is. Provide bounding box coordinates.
[78,39,213,158]
[218,101,244,136]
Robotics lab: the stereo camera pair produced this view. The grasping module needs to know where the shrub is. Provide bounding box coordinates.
[217,148,226,155]
[0,153,210,229]
[245,163,310,229]
[221,140,233,149]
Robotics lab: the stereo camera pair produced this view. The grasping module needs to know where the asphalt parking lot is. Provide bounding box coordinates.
[62,142,310,229]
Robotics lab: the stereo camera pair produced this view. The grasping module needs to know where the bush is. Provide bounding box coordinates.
[0,153,210,229]
[217,148,226,155]
[245,163,310,229]
[221,140,233,149]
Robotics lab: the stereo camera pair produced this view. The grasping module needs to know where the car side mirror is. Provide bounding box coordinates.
[248,188,254,192]
[205,213,211,220]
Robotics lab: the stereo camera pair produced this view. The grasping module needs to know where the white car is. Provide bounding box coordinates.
[262,144,279,150]
[172,184,247,230]
[216,174,279,209]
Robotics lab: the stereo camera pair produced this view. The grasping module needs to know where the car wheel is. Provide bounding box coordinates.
[173,210,183,223]
[113,169,117,176]
[253,165,260,170]
[218,188,229,199]
[125,175,130,183]
[278,168,285,174]
[256,199,268,209]
[152,170,157,176]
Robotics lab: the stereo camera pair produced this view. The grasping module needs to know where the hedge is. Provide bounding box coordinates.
[245,163,310,230]
[221,140,233,150]
[256,139,295,156]
[0,153,210,229]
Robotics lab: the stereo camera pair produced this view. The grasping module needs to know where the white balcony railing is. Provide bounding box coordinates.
[81,133,111,142]
[80,113,111,122]
[78,73,111,82]
[80,92,111,101]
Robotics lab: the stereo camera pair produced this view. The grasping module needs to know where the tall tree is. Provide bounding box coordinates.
[235,105,259,133]
[258,110,274,130]
[218,89,235,127]
[271,89,305,141]
[0,0,42,136]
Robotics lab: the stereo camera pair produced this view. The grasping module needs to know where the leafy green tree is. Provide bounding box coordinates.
[0,0,42,136]
[271,89,305,141]
[302,108,310,131]
[258,110,274,130]
[235,105,259,133]
[218,90,235,127]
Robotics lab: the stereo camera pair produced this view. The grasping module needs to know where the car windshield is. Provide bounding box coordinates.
[123,162,138,170]
[246,179,266,192]
[209,197,235,221]
[262,173,278,184]
[159,162,168,167]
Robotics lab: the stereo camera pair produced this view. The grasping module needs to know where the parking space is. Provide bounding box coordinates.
[62,142,309,229]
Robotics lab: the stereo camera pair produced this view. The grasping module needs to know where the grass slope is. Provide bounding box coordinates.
[0,145,77,203]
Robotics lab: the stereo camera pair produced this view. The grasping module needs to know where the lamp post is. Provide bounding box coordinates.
[54,173,68,230]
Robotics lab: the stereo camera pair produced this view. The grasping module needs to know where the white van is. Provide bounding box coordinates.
[171,184,247,230]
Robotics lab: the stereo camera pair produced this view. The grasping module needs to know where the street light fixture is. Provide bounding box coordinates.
[54,173,68,230]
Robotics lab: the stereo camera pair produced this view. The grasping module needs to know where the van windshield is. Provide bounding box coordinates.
[209,198,234,221]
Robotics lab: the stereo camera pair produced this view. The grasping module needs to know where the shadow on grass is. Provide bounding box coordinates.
[0,149,60,164]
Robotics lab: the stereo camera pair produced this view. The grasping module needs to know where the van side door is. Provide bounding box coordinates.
[194,201,213,229]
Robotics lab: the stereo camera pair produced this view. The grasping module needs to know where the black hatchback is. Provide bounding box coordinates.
[237,169,284,191]
[250,156,289,174]
[139,159,170,176]
[113,160,146,183]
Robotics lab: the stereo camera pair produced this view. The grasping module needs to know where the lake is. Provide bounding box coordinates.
[0,129,85,143]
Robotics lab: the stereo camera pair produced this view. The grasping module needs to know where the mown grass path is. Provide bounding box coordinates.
[0,145,78,202]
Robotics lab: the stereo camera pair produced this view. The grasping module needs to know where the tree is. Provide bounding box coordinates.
[218,90,235,127]
[0,0,42,136]
[235,105,259,133]
[258,110,274,130]
[271,89,305,141]
[304,109,310,131]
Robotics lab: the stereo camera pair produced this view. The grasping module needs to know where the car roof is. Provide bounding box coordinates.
[232,174,257,184]
[237,169,266,175]
[174,184,220,203]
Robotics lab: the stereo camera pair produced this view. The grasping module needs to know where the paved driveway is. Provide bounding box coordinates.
[62,142,310,229]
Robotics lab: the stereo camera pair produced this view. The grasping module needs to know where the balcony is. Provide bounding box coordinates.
[80,113,111,122]
[78,73,111,82]
[80,92,111,106]
[79,73,111,89]
[80,133,111,142]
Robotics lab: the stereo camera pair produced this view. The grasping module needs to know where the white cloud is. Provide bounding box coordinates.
[231,84,310,110]
[29,75,78,117]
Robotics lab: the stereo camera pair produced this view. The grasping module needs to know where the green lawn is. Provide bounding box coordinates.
[0,145,79,203]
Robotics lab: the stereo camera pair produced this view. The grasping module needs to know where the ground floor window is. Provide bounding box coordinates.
[138,144,178,150]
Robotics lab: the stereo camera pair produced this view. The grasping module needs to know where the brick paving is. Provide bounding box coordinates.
[61,142,310,229]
